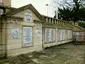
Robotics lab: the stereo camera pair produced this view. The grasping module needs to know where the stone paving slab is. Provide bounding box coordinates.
[0,43,85,64]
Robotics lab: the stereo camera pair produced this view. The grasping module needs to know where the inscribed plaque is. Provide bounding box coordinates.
[11,28,20,39]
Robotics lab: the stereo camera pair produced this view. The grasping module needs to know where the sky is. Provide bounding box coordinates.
[11,0,58,17]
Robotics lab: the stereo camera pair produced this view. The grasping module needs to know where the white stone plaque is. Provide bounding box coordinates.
[11,28,20,39]
[0,9,3,15]
[24,13,32,22]
[60,30,62,40]
[45,28,55,42]
[45,28,49,42]
[23,27,32,46]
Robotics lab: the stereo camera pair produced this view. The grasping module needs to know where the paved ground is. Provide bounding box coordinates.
[0,43,85,64]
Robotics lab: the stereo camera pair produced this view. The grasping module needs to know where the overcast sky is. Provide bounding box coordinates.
[11,0,57,17]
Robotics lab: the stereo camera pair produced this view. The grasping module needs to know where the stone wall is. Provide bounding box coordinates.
[0,0,11,7]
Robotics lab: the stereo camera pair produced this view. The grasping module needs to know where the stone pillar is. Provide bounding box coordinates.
[0,0,11,7]
[0,14,7,58]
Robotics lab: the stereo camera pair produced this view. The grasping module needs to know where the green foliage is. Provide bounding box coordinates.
[58,7,74,21]
[58,0,85,22]
[78,22,85,28]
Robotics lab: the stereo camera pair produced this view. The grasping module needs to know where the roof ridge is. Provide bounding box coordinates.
[6,4,31,16]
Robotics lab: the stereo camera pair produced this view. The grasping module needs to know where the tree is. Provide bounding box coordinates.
[58,7,74,21]
[54,0,85,23]
[78,22,85,28]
